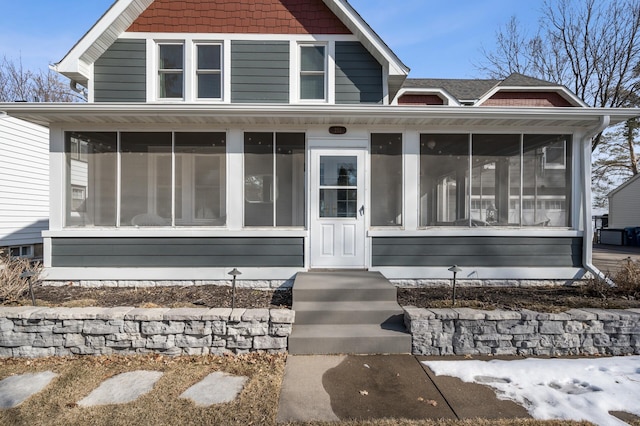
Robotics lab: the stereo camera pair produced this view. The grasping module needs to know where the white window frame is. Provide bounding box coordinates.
[194,42,223,101]
[296,42,334,104]
[543,139,567,169]
[157,42,185,101]
[9,245,34,259]
[151,39,227,103]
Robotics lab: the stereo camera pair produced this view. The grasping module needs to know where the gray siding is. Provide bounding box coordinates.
[51,237,304,268]
[372,237,582,267]
[335,42,383,104]
[94,39,146,102]
[231,41,289,103]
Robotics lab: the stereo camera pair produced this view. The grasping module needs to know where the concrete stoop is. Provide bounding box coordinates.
[288,271,411,355]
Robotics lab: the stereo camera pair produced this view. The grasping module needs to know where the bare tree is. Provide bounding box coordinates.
[478,0,640,210]
[0,56,83,103]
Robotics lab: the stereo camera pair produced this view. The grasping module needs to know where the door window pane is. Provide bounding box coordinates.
[371,134,402,226]
[420,134,469,226]
[120,132,172,226]
[471,135,521,226]
[319,156,357,218]
[523,135,571,227]
[175,132,226,226]
[65,132,117,227]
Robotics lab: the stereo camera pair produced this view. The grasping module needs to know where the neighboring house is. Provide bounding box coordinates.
[608,174,640,229]
[0,115,49,259]
[1,0,638,284]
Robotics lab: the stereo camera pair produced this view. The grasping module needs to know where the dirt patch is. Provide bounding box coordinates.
[3,283,639,313]
[397,286,640,313]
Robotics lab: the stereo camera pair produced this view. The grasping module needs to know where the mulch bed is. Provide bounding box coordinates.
[5,283,638,313]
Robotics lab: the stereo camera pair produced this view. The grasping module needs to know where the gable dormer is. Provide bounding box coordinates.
[54,0,409,105]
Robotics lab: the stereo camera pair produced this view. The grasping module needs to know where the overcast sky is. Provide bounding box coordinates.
[0,0,543,78]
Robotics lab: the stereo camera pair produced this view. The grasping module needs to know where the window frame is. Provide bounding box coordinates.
[298,43,328,102]
[153,39,226,102]
[194,42,223,101]
[157,42,185,100]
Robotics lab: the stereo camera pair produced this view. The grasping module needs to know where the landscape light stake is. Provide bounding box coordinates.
[228,268,242,310]
[20,270,37,306]
[448,265,462,307]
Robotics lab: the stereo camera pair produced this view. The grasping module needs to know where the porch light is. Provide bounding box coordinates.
[228,268,242,310]
[448,265,462,307]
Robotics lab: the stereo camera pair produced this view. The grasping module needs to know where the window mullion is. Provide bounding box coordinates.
[171,132,176,227]
[116,132,121,228]
[273,133,277,227]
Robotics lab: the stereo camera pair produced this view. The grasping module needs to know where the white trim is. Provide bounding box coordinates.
[367,229,582,237]
[120,32,358,42]
[43,229,307,238]
[475,86,588,108]
[42,267,302,281]
[295,41,332,104]
[373,266,586,280]
[404,130,420,231]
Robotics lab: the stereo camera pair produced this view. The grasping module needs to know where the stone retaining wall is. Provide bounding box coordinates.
[405,307,640,356]
[0,307,294,358]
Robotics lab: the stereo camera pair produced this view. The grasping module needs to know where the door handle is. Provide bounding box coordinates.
[359,205,365,216]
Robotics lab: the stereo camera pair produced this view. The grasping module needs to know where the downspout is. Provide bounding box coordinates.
[582,114,612,284]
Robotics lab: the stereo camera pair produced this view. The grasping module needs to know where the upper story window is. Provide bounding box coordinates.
[154,40,224,101]
[158,43,184,99]
[299,44,326,101]
[196,43,222,99]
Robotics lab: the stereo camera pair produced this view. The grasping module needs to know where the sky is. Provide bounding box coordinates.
[424,356,640,425]
[0,0,544,79]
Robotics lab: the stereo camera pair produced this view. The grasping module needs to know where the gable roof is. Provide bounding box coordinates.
[608,173,640,198]
[399,73,587,107]
[54,0,409,96]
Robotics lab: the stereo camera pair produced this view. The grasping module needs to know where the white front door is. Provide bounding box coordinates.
[310,149,366,268]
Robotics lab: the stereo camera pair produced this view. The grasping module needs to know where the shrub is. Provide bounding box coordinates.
[613,257,640,298]
[0,249,42,303]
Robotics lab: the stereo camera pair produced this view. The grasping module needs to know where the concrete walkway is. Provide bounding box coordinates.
[592,244,640,275]
[276,354,529,423]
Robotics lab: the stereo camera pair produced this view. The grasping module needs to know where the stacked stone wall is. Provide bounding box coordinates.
[405,307,640,356]
[0,307,294,358]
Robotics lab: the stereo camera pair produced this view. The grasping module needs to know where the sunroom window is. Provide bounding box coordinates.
[420,133,571,227]
[371,133,403,226]
[244,132,305,227]
[65,131,226,228]
[158,43,184,99]
[299,45,326,101]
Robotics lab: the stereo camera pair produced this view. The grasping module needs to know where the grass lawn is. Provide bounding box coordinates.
[0,354,604,426]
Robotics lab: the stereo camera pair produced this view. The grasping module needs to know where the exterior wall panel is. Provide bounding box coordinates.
[609,176,640,228]
[51,237,304,267]
[335,42,383,104]
[231,41,289,103]
[372,236,583,267]
[0,117,49,247]
[94,39,146,102]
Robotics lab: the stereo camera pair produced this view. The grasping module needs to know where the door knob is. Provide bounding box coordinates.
[359,205,365,216]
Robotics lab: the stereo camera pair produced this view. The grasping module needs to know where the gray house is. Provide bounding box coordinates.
[1,0,638,286]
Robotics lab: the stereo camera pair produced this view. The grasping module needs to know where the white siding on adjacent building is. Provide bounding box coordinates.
[0,116,49,247]
[608,174,640,228]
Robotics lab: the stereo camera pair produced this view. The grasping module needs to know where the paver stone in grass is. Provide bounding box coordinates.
[180,371,248,406]
[0,371,58,409]
[77,370,163,407]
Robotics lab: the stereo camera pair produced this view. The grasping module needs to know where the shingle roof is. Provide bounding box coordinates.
[403,78,500,101]
[499,72,558,87]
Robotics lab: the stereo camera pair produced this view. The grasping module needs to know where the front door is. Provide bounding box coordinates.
[310,149,366,268]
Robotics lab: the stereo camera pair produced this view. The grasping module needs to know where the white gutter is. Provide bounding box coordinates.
[581,114,613,284]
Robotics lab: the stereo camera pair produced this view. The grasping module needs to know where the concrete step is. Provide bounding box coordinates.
[288,323,411,355]
[293,301,404,325]
[293,271,397,303]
